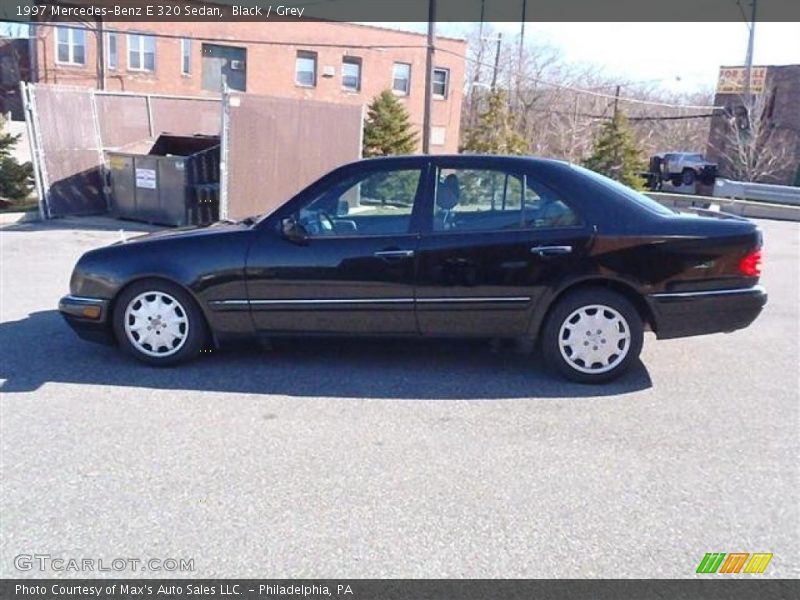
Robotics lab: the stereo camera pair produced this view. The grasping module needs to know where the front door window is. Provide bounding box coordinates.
[294,168,422,237]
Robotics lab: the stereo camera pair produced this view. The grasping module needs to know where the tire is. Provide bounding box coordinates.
[681,168,696,186]
[541,287,644,384]
[112,278,207,366]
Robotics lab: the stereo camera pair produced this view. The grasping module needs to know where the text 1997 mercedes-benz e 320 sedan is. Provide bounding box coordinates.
[60,155,767,383]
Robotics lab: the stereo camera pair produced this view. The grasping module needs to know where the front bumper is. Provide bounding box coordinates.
[648,285,767,340]
[58,295,115,345]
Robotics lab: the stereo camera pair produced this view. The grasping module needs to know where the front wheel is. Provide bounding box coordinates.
[113,279,207,366]
[541,288,644,383]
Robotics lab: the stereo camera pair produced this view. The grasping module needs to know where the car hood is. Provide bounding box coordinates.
[119,221,251,245]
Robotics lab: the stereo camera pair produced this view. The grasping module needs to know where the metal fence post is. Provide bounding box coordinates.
[21,82,49,220]
[89,89,110,211]
[145,93,154,138]
[219,80,230,221]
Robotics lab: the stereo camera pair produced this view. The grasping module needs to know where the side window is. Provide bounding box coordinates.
[433,168,580,232]
[296,168,421,237]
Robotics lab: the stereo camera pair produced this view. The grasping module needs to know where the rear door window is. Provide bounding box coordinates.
[432,167,581,232]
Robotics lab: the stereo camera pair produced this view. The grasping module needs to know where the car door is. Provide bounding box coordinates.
[244,160,428,334]
[415,159,592,337]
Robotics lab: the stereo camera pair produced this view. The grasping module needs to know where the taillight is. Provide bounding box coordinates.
[739,248,762,277]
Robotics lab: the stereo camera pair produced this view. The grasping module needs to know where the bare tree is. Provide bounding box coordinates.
[711,87,795,182]
[459,31,724,166]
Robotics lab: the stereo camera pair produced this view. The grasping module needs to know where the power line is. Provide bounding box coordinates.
[442,46,724,111]
[4,19,428,50]
[522,104,716,122]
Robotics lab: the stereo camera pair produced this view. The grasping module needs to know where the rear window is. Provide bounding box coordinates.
[571,165,675,217]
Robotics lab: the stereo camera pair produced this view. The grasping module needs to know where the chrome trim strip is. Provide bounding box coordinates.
[210,300,252,306]
[250,298,414,305]
[650,285,766,299]
[417,296,531,303]
[211,296,531,307]
[62,294,107,304]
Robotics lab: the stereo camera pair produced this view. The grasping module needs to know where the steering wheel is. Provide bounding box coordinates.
[297,210,334,235]
[317,210,335,233]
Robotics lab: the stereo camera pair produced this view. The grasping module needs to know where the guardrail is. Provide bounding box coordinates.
[713,178,800,206]
[645,192,800,222]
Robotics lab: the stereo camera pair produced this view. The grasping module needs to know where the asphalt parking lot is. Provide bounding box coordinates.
[1,216,798,578]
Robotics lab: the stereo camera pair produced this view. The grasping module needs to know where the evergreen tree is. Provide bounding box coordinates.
[584,111,646,189]
[0,115,33,201]
[362,90,418,157]
[461,89,528,155]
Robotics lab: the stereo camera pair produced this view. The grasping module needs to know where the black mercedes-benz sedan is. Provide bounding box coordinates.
[59,155,767,383]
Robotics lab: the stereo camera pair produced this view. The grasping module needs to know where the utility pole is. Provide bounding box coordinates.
[475,0,485,81]
[519,0,527,67]
[612,85,621,177]
[422,0,436,154]
[96,19,105,90]
[743,0,757,115]
[516,0,526,113]
[470,0,486,127]
[491,32,502,90]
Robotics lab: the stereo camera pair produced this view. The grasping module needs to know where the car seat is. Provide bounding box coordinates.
[436,174,460,230]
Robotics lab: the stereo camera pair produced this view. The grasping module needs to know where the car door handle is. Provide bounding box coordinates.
[374,249,415,259]
[530,245,573,257]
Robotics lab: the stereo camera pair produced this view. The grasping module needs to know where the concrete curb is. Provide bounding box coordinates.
[645,192,800,222]
[0,211,40,225]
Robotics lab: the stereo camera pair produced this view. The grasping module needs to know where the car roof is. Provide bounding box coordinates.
[354,154,570,168]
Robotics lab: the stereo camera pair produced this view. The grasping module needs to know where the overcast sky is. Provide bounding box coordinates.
[389,21,800,93]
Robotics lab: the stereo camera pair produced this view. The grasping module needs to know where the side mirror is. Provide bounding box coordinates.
[337,199,349,216]
[281,217,309,245]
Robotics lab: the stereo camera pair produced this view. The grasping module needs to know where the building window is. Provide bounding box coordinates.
[392,62,411,95]
[432,67,450,98]
[342,56,361,91]
[106,33,117,70]
[128,34,156,72]
[296,51,317,87]
[56,26,85,66]
[181,38,191,75]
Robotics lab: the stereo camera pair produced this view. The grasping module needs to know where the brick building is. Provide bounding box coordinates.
[707,64,800,185]
[29,19,467,153]
[0,37,31,120]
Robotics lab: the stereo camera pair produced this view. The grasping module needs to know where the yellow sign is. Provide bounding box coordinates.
[717,66,767,94]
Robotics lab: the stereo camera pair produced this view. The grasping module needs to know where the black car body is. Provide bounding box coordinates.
[60,155,767,382]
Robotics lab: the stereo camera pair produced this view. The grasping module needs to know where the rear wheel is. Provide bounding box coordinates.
[113,279,207,366]
[542,288,644,383]
[681,168,696,185]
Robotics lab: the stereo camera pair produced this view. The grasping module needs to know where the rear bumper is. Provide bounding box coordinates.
[648,285,767,340]
[58,295,115,345]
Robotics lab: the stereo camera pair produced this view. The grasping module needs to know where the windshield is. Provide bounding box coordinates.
[570,165,676,217]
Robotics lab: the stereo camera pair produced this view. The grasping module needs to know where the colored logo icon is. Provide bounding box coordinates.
[696,552,773,574]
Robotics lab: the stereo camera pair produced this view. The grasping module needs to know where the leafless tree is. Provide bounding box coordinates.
[710,88,795,183]
[460,28,723,164]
